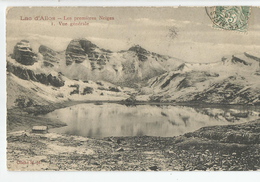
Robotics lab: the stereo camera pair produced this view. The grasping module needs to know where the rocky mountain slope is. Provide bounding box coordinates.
[6,40,135,109]
[11,40,37,65]
[141,52,260,105]
[40,38,183,88]
[7,38,260,106]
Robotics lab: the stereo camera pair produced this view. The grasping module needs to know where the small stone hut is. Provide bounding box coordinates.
[32,126,48,134]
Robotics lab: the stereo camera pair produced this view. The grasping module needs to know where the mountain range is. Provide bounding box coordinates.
[142,52,260,104]
[6,38,260,109]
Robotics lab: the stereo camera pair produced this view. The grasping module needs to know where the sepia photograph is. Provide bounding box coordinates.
[6,6,260,171]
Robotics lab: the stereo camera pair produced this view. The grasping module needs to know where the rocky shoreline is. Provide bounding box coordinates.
[6,118,260,171]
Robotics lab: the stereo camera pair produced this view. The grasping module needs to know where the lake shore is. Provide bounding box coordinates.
[11,99,260,115]
[6,100,260,171]
[6,112,260,171]
[7,99,260,133]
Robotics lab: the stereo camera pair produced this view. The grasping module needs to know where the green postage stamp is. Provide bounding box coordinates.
[206,6,251,32]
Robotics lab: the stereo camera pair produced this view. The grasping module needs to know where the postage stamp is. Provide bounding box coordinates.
[206,6,251,32]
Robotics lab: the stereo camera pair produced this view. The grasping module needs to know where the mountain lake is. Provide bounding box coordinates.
[41,103,260,139]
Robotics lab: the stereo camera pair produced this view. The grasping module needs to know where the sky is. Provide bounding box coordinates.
[6,7,260,63]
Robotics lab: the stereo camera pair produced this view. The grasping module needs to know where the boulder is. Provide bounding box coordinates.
[149,165,158,171]
[115,147,124,152]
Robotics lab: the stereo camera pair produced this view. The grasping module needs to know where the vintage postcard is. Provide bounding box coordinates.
[6,6,260,171]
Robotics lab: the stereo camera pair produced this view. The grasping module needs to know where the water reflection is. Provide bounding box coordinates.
[44,103,260,139]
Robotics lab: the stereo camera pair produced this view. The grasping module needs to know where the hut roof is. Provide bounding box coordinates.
[32,126,48,131]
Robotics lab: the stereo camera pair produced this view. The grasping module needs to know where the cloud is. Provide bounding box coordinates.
[86,37,129,51]
[129,18,193,28]
[6,8,260,64]
[166,41,260,63]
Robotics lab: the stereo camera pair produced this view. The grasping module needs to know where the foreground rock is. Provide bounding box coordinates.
[6,119,260,171]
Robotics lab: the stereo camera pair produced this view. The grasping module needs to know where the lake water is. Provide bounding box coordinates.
[43,103,260,139]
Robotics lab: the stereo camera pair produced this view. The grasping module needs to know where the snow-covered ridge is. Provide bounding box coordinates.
[6,40,138,109]
[37,38,184,87]
[140,51,260,105]
[6,39,260,106]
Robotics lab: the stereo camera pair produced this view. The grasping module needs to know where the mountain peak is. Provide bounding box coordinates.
[69,38,98,49]
[11,40,37,66]
[128,45,149,55]
[65,38,98,65]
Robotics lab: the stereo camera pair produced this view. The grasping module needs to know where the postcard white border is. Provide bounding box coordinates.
[1,1,260,182]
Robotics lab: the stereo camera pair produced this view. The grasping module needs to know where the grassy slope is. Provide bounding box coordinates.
[6,73,54,109]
